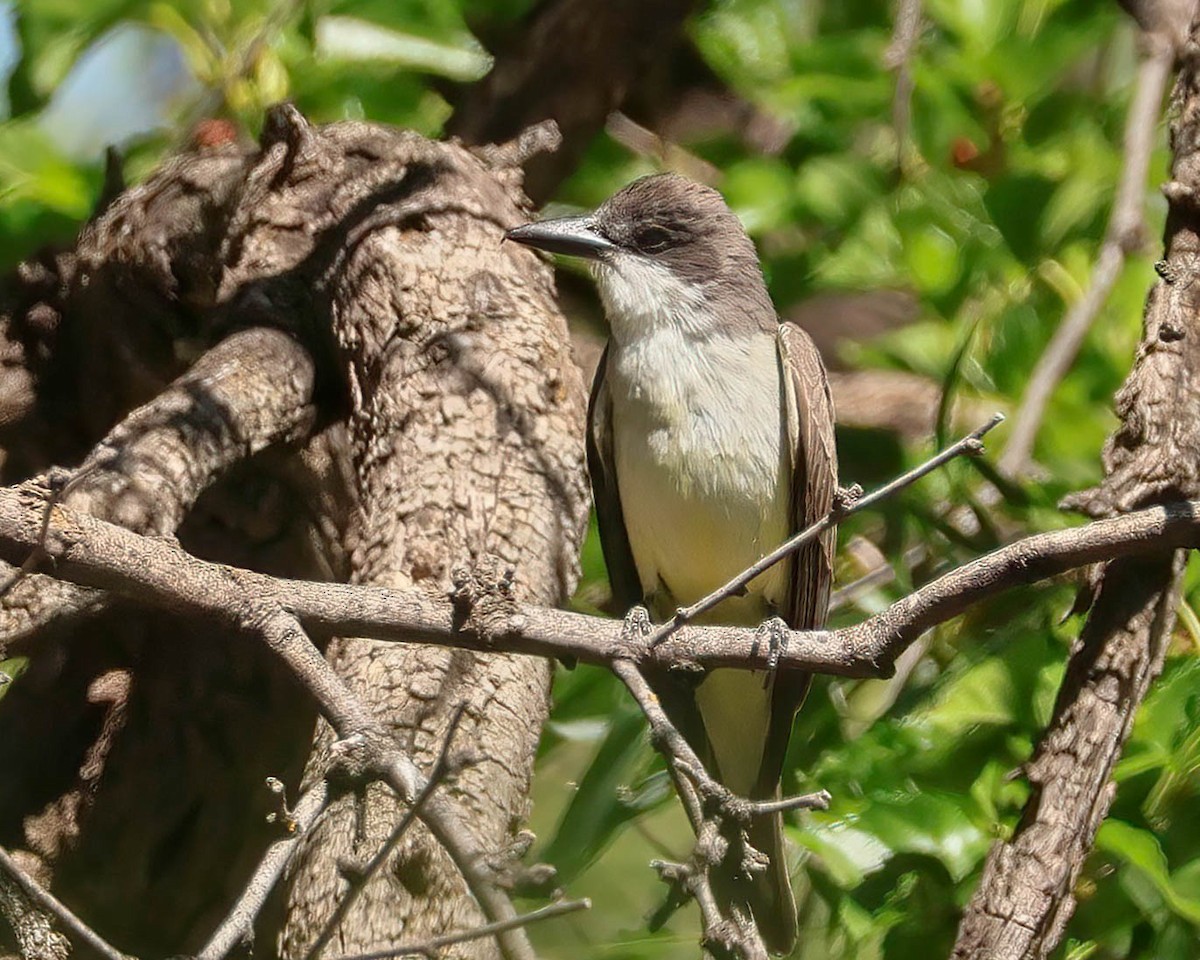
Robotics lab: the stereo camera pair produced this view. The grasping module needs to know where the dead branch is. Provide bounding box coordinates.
[3,485,1200,682]
[0,846,126,960]
[614,657,802,960]
[1000,14,1184,476]
[0,875,69,960]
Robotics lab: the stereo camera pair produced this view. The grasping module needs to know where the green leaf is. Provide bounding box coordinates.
[0,657,27,702]
[1097,820,1200,926]
[852,790,989,881]
[540,710,657,885]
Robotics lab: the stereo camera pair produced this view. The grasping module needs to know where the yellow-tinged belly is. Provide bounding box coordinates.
[610,333,790,621]
[608,329,792,795]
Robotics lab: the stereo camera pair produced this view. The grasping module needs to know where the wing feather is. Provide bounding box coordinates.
[587,345,644,613]
[754,322,838,795]
[778,322,838,631]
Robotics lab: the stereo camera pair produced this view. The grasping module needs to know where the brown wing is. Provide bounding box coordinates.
[778,322,838,631]
[753,322,838,792]
[587,344,644,613]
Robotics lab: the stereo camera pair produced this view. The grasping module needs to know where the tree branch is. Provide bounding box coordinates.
[2,485,1200,682]
[6,451,1200,959]
[0,327,316,649]
[327,898,591,960]
[299,707,468,960]
[649,413,1003,646]
[885,0,924,174]
[0,845,128,960]
[196,780,332,960]
[954,7,1200,956]
[999,25,1179,477]
[449,0,697,202]
[241,607,539,960]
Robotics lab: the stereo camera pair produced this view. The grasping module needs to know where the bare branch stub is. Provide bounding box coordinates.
[953,8,1200,958]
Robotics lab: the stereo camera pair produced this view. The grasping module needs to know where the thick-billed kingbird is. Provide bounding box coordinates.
[506,173,837,955]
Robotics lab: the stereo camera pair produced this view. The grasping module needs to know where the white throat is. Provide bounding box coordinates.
[593,256,716,345]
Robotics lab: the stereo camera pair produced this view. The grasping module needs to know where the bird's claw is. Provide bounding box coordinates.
[620,604,653,644]
[753,616,790,688]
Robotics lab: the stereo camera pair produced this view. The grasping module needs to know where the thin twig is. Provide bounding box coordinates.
[885,0,924,173]
[196,781,332,960]
[611,659,829,820]
[245,608,536,960]
[301,706,470,960]
[327,898,591,960]
[1000,33,1176,476]
[0,845,129,960]
[650,413,1004,647]
[5,487,1200,682]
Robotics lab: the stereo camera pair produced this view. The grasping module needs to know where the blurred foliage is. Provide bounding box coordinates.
[2,0,1199,958]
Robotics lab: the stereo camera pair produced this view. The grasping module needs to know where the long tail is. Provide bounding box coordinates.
[710,795,798,955]
[647,666,802,955]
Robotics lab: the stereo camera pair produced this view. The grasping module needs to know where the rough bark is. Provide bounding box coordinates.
[0,105,586,958]
[0,134,335,956]
[198,109,590,957]
[951,12,1200,958]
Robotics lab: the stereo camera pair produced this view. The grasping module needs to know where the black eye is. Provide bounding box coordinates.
[635,225,672,252]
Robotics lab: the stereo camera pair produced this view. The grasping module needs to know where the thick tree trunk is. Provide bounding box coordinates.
[0,106,587,956]
[257,112,589,956]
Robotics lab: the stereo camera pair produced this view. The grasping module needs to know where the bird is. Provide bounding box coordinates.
[505,172,837,954]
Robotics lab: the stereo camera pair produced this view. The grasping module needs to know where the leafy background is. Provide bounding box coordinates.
[2,0,1199,957]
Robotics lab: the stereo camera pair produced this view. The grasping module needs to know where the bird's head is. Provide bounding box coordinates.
[505,173,774,342]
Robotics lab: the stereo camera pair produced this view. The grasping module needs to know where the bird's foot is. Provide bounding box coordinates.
[620,604,653,644]
[752,616,790,689]
[832,482,864,517]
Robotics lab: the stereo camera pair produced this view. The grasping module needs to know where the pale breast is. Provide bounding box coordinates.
[608,329,791,621]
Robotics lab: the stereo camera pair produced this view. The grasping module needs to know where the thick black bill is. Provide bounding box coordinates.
[504,216,616,260]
